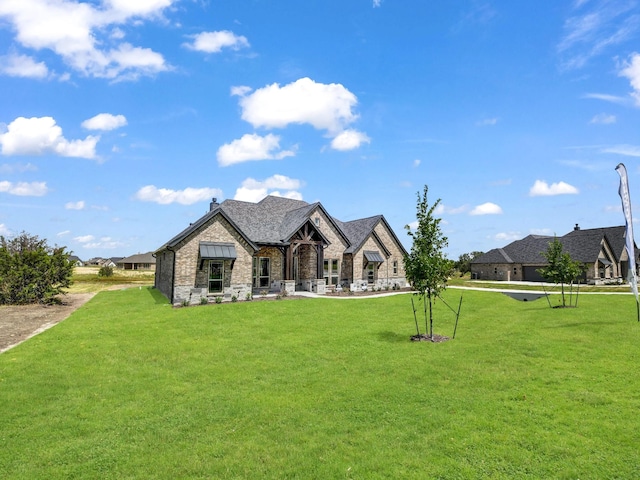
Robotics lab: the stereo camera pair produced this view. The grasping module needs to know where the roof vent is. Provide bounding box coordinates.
[574,223,580,231]
[210,197,219,211]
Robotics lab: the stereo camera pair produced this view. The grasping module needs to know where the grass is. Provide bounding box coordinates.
[1,287,640,478]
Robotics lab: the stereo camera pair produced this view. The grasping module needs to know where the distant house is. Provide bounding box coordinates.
[68,255,84,267]
[154,196,408,305]
[471,224,638,284]
[117,252,156,271]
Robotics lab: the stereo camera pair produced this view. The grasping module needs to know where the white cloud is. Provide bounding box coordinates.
[330,129,370,151]
[619,52,640,106]
[74,234,95,243]
[470,202,503,215]
[0,0,173,81]
[413,159,421,167]
[529,180,579,196]
[406,220,419,230]
[0,180,48,196]
[373,0,382,7]
[65,200,85,210]
[233,175,304,203]
[0,53,48,78]
[583,92,630,105]
[0,223,10,236]
[494,231,521,242]
[589,113,616,124]
[135,185,222,205]
[183,30,249,53]
[237,77,359,134]
[82,113,127,131]
[217,133,296,166]
[0,116,99,159]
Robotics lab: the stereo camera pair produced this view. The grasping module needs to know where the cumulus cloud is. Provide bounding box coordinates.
[529,180,579,196]
[589,113,616,124]
[233,175,304,203]
[470,202,503,215]
[183,30,250,53]
[65,200,85,210]
[236,77,359,134]
[0,180,48,196]
[0,223,11,236]
[80,236,125,250]
[619,52,640,106]
[330,130,370,151]
[434,204,469,215]
[135,185,222,205]
[0,0,173,81]
[217,133,296,166]
[0,116,99,158]
[0,53,48,78]
[82,113,127,131]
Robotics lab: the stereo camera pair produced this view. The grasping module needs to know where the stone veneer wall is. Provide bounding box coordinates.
[170,214,254,304]
[470,263,523,281]
[351,222,407,289]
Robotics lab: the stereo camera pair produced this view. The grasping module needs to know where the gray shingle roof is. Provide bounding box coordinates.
[156,195,405,255]
[472,225,631,265]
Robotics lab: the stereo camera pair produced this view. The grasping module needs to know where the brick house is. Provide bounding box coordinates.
[154,196,408,304]
[470,224,638,284]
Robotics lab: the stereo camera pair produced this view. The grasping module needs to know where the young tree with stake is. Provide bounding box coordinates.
[404,186,453,340]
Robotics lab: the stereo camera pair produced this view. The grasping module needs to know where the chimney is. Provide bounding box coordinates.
[210,197,219,211]
[574,223,580,231]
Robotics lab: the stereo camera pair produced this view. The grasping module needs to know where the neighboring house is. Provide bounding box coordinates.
[68,255,84,267]
[471,224,638,284]
[154,196,408,304]
[117,252,156,271]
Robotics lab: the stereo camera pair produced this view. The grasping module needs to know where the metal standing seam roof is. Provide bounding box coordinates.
[199,242,237,259]
[364,250,385,262]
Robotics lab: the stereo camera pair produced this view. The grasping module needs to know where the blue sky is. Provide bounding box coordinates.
[1,0,640,260]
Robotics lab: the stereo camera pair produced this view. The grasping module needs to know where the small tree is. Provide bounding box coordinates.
[0,232,74,305]
[404,186,453,339]
[454,251,484,275]
[537,237,584,307]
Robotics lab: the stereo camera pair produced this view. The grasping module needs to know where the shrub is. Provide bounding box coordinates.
[231,295,238,303]
[215,296,222,304]
[0,232,74,305]
[98,266,114,277]
[200,297,209,305]
[245,292,253,301]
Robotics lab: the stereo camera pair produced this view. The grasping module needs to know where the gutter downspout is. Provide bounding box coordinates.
[167,245,176,303]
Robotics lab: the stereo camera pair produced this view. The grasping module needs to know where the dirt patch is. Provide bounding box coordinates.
[0,293,96,354]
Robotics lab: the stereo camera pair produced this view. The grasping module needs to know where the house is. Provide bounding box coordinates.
[470,224,638,284]
[68,255,84,267]
[154,196,408,304]
[117,252,156,271]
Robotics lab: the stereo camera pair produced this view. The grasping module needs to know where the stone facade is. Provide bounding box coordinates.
[155,196,408,304]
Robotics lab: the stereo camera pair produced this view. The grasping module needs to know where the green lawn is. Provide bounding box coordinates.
[1,288,640,479]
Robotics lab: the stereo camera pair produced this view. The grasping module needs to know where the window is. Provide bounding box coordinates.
[314,217,320,226]
[324,258,339,285]
[393,261,398,275]
[208,260,224,293]
[253,257,270,288]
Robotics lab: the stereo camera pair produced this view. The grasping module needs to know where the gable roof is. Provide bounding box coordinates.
[472,225,630,265]
[156,195,406,256]
[119,252,156,264]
